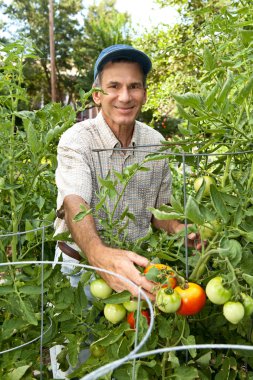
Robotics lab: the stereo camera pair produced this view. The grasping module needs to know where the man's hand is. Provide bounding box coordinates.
[153,217,205,250]
[87,246,156,301]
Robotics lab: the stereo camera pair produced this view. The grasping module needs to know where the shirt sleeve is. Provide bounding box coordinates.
[55,126,93,211]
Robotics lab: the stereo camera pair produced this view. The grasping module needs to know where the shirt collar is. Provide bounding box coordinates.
[95,111,137,156]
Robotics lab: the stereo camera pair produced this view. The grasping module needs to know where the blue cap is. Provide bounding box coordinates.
[94,44,152,80]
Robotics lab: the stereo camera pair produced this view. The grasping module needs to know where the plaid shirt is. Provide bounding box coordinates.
[55,111,172,242]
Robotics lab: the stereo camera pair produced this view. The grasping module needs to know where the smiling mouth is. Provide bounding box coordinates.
[115,106,134,110]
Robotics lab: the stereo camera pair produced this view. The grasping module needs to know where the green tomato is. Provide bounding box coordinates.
[90,344,105,358]
[90,278,113,299]
[223,301,245,324]
[104,304,126,324]
[206,277,232,305]
[156,288,181,313]
[123,300,140,312]
[200,221,220,239]
[241,293,253,317]
[194,175,216,196]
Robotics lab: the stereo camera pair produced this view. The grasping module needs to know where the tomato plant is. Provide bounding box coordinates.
[156,288,181,313]
[90,278,113,299]
[223,302,245,324]
[205,277,232,305]
[127,310,150,329]
[175,283,206,316]
[144,263,177,288]
[104,304,126,324]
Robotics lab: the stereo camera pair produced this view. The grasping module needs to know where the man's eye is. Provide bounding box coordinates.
[130,84,143,89]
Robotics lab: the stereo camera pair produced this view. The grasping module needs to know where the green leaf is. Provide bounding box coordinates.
[73,208,92,222]
[240,29,253,46]
[196,351,212,366]
[80,271,93,284]
[217,70,234,105]
[185,196,205,225]
[74,282,88,313]
[235,74,253,104]
[218,239,242,267]
[241,231,253,243]
[0,286,15,294]
[215,356,230,380]
[95,322,128,346]
[242,273,253,287]
[157,315,173,339]
[210,186,230,223]
[2,319,28,340]
[181,335,197,358]
[6,365,31,380]
[149,207,184,221]
[170,195,184,213]
[203,46,216,71]
[174,365,199,380]
[144,153,171,163]
[25,219,34,242]
[66,334,83,368]
[103,290,131,304]
[19,285,46,294]
[27,122,41,154]
[172,92,203,109]
[205,82,220,108]
[20,298,38,325]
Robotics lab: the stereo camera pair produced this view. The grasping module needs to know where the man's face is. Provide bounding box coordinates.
[93,61,147,129]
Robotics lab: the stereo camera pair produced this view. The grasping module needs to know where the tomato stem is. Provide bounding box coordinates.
[190,249,219,281]
[225,257,241,299]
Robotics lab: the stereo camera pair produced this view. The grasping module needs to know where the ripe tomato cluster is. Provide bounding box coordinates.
[156,281,206,316]
[205,276,253,324]
[89,262,208,333]
[144,263,206,316]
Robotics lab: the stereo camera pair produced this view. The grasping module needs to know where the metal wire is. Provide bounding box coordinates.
[2,145,253,379]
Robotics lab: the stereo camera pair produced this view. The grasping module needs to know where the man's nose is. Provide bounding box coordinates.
[118,87,131,102]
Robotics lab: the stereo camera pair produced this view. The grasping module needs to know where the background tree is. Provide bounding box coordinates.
[73,0,133,94]
[135,0,225,134]
[3,0,84,106]
[1,0,133,108]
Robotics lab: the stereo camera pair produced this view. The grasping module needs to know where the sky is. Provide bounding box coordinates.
[1,0,179,40]
[84,0,179,32]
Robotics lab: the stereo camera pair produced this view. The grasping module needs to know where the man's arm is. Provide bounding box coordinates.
[63,194,156,300]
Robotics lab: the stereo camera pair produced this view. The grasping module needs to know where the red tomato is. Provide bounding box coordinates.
[144,263,177,289]
[127,310,150,329]
[175,282,206,316]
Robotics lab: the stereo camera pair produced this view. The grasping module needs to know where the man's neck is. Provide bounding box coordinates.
[111,124,135,148]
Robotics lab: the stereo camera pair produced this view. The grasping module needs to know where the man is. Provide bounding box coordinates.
[54,44,198,302]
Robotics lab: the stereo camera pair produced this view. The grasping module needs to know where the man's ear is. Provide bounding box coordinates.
[92,90,101,106]
[142,90,147,105]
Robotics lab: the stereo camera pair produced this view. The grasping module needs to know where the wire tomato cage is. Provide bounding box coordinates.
[1,143,253,380]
